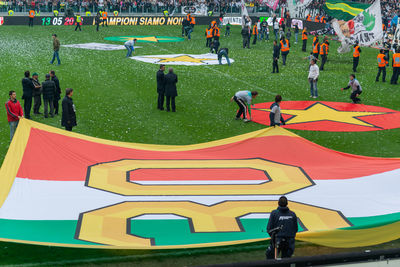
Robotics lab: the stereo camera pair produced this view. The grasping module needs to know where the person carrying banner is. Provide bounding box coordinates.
[390,49,400,84]
[75,14,82,31]
[252,24,258,45]
[376,49,388,82]
[205,27,213,47]
[102,10,108,27]
[28,9,35,27]
[156,64,165,110]
[230,90,258,122]
[302,27,308,52]
[272,40,280,73]
[353,41,361,72]
[5,91,23,142]
[265,196,298,259]
[319,40,329,71]
[280,36,290,66]
[341,74,362,104]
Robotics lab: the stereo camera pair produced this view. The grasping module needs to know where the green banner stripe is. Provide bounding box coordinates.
[325,2,364,16]
[1,212,400,246]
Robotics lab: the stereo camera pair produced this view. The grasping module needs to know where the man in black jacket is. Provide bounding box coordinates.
[266,196,298,259]
[241,26,250,49]
[42,74,56,118]
[50,70,61,115]
[164,68,178,112]
[61,88,77,131]
[156,64,165,110]
[272,40,280,73]
[22,70,35,119]
[32,72,42,115]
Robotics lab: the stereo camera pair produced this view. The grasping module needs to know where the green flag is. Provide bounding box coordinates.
[324,0,370,21]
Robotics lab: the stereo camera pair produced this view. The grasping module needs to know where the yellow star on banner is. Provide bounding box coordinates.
[120,36,159,42]
[255,102,388,128]
[148,55,215,63]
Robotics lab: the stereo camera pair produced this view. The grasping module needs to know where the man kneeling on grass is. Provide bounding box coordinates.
[230,90,258,122]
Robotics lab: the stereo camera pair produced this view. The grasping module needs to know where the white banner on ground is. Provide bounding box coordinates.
[288,0,313,19]
[62,43,142,51]
[332,0,383,53]
[221,17,242,26]
[130,53,234,66]
[181,5,207,16]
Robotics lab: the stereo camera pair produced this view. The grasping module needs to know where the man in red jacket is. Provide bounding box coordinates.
[5,90,23,142]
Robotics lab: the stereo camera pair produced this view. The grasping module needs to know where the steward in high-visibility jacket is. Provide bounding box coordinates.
[53,9,59,16]
[186,13,192,22]
[211,20,217,28]
[302,27,308,52]
[28,9,35,27]
[102,11,108,27]
[280,37,290,65]
[315,14,320,22]
[320,16,326,23]
[213,26,220,41]
[306,14,311,21]
[312,40,320,59]
[376,49,388,82]
[75,14,82,31]
[8,10,14,16]
[313,35,319,45]
[352,41,361,72]
[319,41,329,70]
[252,24,258,45]
[113,10,119,16]
[390,49,400,84]
[190,16,195,28]
[205,27,213,47]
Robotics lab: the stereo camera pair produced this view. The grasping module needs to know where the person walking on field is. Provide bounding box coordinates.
[156,64,165,110]
[5,91,23,142]
[252,23,258,45]
[22,70,34,119]
[341,74,362,103]
[302,27,308,52]
[61,88,77,131]
[230,90,258,122]
[269,95,285,126]
[75,13,82,31]
[280,36,290,66]
[376,49,388,82]
[42,74,56,118]
[319,40,329,71]
[308,59,319,98]
[164,68,178,112]
[272,40,280,73]
[50,34,61,65]
[353,41,361,72]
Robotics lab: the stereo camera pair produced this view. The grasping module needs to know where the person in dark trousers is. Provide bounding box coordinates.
[164,68,178,112]
[230,90,258,122]
[341,74,362,103]
[302,27,308,52]
[252,23,258,45]
[272,40,280,73]
[21,70,34,119]
[319,40,329,71]
[241,26,250,48]
[217,48,230,65]
[50,70,61,114]
[391,48,400,84]
[353,41,361,72]
[32,72,42,114]
[376,49,388,82]
[42,73,56,118]
[75,13,82,31]
[50,34,61,65]
[269,95,285,126]
[210,39,220,54]
[225,22,231,36]
[280,36,290,66]
[266,196,298,259]
[205,27,213,47]
[5,90,24,142]
[95,12,101,31]
[61,88,77,131]
[156,64,165,110]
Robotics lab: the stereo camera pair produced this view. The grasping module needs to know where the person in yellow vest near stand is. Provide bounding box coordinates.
[28,9,35,27]
[102,10,108,27]
[75,14,82,31]
[376,49,388,82]
[205,27,213,47]
[319,39,329,71]
[213,25,220,41]
[53,9,59,17]
[312,37,320,59]
[353,41,361,72]
[390,48,400,84]
[114,10,119,16]
[280,36,290,66]
[302,27,308,52]
[252,24,258,45]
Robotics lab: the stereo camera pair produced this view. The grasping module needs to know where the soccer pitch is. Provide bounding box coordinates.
[0,24,400,265]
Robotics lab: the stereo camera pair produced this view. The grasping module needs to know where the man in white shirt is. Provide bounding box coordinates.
[230,90,258,122]
[124,38,137,57]
[308,59,319,98]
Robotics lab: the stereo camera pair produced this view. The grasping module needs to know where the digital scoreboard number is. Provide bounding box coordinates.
[41,17,76,26]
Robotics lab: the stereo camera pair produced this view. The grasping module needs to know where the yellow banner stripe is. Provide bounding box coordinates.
[325,2,364,16]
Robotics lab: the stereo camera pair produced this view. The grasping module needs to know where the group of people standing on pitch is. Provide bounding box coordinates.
[5,70,77,142]
[156,65,178,112]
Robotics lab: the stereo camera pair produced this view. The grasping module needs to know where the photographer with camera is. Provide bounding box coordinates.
[266,196,298,259]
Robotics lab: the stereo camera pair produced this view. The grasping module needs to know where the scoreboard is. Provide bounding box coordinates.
[41,17,76,26]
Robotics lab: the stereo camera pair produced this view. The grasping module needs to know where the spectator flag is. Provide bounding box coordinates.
[324,0,370,21]
[263,0,279,11]
[240,0,251,28]
[332,0,382,53]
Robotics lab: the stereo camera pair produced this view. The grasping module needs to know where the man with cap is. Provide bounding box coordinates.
[266,196,298,259]
[42,73,56,118]
[32,72,42,114]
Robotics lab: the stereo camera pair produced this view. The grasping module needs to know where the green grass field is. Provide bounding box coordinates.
[0,23,400,266]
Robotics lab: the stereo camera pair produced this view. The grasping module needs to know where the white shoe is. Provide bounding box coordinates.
[313,96,317,98]
[243,119,250,123]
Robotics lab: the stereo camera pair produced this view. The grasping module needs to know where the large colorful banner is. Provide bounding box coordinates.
[323,0,370,22]
[332,0,382,53]
[1,119,400,249]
